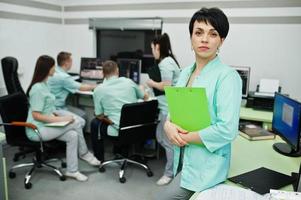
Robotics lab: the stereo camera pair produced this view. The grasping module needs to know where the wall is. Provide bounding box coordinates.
[0,0,301,100]
[0,1,63,95]
[0,19,65,93]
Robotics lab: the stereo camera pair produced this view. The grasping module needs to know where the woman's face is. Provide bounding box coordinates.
[191,21,224,61]
[49,65,55,76]
[151,43,160,60]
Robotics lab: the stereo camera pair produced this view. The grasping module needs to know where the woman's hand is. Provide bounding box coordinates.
[164,120,187,147]
[59,115,74,123]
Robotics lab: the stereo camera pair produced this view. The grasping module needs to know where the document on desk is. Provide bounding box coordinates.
[269,189,301,200]
[164,87,211,132]
[195,184,268,200]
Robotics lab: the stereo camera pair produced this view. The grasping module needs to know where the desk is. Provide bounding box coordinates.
[0,132,8,200]
[240,107,273,129]
[190,135,301,199]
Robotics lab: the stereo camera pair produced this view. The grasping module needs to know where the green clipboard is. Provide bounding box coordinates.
[165,87,211,132]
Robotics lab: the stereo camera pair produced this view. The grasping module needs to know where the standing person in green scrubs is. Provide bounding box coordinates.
[159,8,242,199]
[146,33,180,186]
[48,52,96,127]
[26,55,100,182]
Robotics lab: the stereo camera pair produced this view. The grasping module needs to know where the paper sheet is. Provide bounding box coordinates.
[269,189,301,200]
[195,184,268,200]
[259,79,279,93]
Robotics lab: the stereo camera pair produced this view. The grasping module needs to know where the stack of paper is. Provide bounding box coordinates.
[195,184,268,200]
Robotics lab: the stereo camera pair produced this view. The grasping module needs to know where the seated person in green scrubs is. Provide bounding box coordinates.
[26,55,100,182]
[158,7,242,200]
[48,51,96,127]
[90,60,148,162]
[147,33,181,186]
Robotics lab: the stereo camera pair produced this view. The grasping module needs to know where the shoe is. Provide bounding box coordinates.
[80,152,101,166]
[156,175,173,186]
[65,171,88,182]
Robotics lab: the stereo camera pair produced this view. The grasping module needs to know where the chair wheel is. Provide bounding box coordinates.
[99,167,105,173]
[25,182,32,189]
[60,175,66,181]
[147,170,153,177]
[119,177,126,183]
[61,162,67,168]
[9,172,16,179]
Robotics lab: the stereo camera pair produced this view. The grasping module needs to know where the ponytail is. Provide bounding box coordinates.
[152,33,180,67]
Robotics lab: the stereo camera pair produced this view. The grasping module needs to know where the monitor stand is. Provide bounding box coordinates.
[273,143,301,157]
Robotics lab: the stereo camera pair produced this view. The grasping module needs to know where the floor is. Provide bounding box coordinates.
[3,139,168,200]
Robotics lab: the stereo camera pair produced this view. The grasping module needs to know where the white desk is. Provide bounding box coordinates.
[190,135,301,199]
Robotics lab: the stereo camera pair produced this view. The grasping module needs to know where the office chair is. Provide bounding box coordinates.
[0,92,66,189]
[1,57,25,95]
[1,56,36,161]
[99,100,159,183]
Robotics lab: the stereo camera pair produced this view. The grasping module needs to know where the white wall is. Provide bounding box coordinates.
[61,25,95,73]
[0,19,64,93]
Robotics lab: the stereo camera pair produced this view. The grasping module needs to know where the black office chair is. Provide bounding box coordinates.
[1,56,35,161]
[1,57,25,95]
[99,100,159,183]
[0,92,66,189]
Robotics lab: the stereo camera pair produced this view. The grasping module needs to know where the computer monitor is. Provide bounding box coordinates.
[80,57,104,80]
[272,93,301,157]
[117,58,141,84]
[231,66,250,98]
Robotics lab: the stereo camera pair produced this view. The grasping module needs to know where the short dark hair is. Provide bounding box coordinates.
[189,7,229,39]
[57,51,71,66]
[102,60,118,78]
[27,55,55,95]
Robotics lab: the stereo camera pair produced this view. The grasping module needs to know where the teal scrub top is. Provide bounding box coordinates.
[47,66,81,109]
[156,56,180,115]
[174,56,242,192]
[26,82,56,140]
[93,76,145,136]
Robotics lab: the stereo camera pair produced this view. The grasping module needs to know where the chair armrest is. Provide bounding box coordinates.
[96,116,114,125]
[0,121,44,152]
[11,121,37,129]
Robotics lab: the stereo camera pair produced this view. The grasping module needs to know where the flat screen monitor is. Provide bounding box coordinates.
[117,58,141,84]
[272,93,301,157]
[231,66,250,98]
[80,57,104,80]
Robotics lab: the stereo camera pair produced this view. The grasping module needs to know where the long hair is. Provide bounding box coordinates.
[26,55,55,96]
[152,33,179,67]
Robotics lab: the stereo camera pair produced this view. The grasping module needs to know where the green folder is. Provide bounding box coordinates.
[165,87,211,132]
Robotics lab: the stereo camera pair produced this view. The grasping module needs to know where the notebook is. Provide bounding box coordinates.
[164,87,211,132]
[239,123,275,141]
[45,121,71,127]
[228,167,296,194]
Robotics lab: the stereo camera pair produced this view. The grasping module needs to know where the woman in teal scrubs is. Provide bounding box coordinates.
[147,33,180,185]
[159,8,242,199]
[26,55,100,182]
